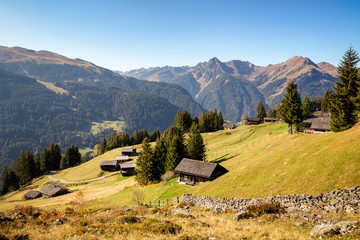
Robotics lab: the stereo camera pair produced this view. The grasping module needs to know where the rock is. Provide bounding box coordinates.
[172,208,190,217]
[233,211,251,221]
[310,224,340,236]
[336,221,358,235]
[295,221,305,227]
[11,212,26,220]
[53,218,64,225]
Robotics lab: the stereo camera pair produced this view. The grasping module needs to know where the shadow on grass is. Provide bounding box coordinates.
[211,153,239,164]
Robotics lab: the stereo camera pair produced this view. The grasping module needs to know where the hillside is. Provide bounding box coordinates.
[0,46,204,117]
[124,56,338,122]
[0,69,180,169]
[2,122,360,211]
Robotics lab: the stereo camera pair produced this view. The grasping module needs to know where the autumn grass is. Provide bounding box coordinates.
[37,80,68,95]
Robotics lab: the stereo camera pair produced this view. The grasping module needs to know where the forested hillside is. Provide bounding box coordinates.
[0,69,180,169]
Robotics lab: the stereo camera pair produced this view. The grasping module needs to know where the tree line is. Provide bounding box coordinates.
[1,143,81,195]
[256,46,360,134]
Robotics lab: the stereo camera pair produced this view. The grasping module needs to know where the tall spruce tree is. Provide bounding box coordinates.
[135,138,157,185]
[321,90,333,112]
[165,135,185,172]
[40,147,51,173]
[302,95,312,116]
[1,165,20,194]
[255,101,266,122]
[15,150,35,186]
[331,47,360,131]
[186,122,206,160]
[153,138,167,181]
[279,80,303,134]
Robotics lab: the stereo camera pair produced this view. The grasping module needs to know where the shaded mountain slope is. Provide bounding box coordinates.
[0,46,204,116]
[0,68,180,169]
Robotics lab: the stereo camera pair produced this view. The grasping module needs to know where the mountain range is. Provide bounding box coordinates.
[123,56,338,121]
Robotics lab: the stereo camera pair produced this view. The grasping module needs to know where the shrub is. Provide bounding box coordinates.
[161,172,176,182]
[246,202,282,217]
[119,216,141,224]
[143,219,182,235]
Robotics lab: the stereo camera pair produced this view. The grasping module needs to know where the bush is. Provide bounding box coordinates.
[119,216,141,224]
[143,218,182,235]
[246,202,282,217]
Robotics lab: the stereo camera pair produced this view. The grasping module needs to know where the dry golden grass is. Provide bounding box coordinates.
[36,80,69,95]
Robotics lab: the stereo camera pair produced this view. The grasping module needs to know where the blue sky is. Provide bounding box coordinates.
[1,0,360,71]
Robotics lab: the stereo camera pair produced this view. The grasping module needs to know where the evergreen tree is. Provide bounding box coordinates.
[165,135,185,172]
[1,165,10,195]
[255,101,266,122]
[153,138,167,181]
[218,112,224,130]
[198,113,209,133]
[40,147,51,173]
[173,110,185,133]
[331,47,360,131]
[34,151,41,176]
[15,150,35,186]
[267,106,278,118]
[49,143,62,170]
[60,145,81,169]
[302,95,312,116]
[135,138,157,185]
[150,128,160,142]
[279,80,303,134]
[321,90,333,112]
[99,138,107,155]
[183,110,193,131]
[186,123,206,160]
[311,96,322,112]
[120,131,131,146]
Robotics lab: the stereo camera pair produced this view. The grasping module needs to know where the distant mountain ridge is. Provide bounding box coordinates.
[0,46,204,117]
[123,56,338,122]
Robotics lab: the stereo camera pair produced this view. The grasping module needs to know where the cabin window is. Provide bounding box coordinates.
[184,175,188,181]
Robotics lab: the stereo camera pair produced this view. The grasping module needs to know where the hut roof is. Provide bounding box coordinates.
[303,113,331,131]
[120,163,136,169]
[100,161,118,166]
[245,117,260,122]
[264,117,279,121]
[115,156,129,161]
[174,158,222,179]
[24,190,42,199]
[41,184,69,197]
[122,148,135,153]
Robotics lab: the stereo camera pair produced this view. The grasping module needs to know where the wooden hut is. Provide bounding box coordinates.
[223,122,235,130]
[303,112,331,134]
[120,163,136,176]
[100,161,119,171]
[244,117,261,125]
[174,158,227,185]
[23,190,42,200]
[121,148,137,156]
[264,117,280,123]
[41,184,69,197]
[115,155,129,163]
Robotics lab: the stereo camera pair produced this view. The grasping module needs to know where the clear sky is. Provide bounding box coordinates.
[1,0,360,71]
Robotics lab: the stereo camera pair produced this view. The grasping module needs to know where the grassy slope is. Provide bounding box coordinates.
[1,123,360,211]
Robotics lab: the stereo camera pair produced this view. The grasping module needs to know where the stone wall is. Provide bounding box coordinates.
[182,186,360,213]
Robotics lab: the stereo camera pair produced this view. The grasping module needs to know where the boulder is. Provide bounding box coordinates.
[172,208,191,217]
[233,211,251,221]
[310,224,340,236]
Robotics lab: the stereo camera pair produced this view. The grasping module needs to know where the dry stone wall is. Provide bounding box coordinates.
[182,186,360,214]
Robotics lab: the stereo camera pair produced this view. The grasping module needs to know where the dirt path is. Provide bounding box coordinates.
[48,171,120,184]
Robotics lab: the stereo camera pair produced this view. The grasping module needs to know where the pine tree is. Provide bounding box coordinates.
[186,123,206,160]
[331,47,360,131]
[255,101,266,122]
[279,80,303,134]
[150,128,161,142]
[34,151,41,176]
[99,138,107,155]
[15,150,35,186]
[49,143,61,170]
[153,138,167,181]
[173,110,185,133]
[302,95,312,116]
[321,90,333,112]
[1,165,10,195]
[218,112,224,130]
[61,145,80,169]
[40,147,51,173]
[183,110,193,131]
[135,138,157,185]
[165,135,185,172]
